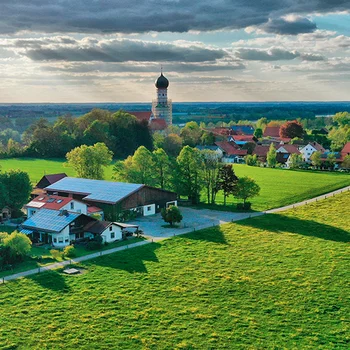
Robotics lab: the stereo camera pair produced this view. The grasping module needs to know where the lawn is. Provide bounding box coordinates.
[0,237,144,278]
[210,164,350,211]
[0,193,349,349]
[1,158,349,210]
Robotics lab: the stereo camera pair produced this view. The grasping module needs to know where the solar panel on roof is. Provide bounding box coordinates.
[45,177,144,204]
[22,209,80,232]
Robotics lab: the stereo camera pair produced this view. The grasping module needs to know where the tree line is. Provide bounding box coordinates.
[113,145,260,208]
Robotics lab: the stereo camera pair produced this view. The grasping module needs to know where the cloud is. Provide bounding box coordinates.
[236,48,300,61]
[43,61,245,74]
[0,1,349,34]
[257,16,317,35]
[23,38,226,63]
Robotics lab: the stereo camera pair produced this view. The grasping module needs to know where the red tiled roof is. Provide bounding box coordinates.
[26,195,73,210]
[277,144,300,154]
[253,145,270,157]
[263,126,281,138]
[341,142,350,156]
[87,206,103,214]
[126,111,152,122]
[215,141,247,156]
[150,118,167,130]
[232,135,256,142]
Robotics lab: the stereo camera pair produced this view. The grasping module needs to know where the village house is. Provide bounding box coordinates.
[215,141,247,163]
[84,220,138,243]
[25,194,104,219]
[300,142,326,163]
[20,208,96,247]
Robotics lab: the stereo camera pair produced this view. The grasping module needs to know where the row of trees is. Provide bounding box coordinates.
[0,110,153,159]
[114,145,260,207]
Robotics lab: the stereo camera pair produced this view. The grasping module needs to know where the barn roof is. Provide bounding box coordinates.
[45,177,144,204]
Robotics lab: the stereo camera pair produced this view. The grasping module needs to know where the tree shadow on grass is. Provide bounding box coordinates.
[28,270,71,292]
[88,242,161,274]
[237,213,350,243]
[183,226,228,245]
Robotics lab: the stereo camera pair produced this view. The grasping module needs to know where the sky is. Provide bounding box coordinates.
[0,1,350,103]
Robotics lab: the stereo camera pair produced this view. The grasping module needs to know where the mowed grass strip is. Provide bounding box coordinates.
[1,157,349,211]
[0,193,349,349]
[208,164,350,210]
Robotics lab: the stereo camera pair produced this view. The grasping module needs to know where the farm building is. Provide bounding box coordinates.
[25,194,104,219]
[20,208,96,247]
[44,177,177,220]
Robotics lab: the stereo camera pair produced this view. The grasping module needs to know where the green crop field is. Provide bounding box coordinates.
[0,158,349,211]
[1,193,349,349]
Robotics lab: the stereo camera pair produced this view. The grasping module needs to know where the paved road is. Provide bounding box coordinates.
[1,185,349,283]
[266,185,350,214]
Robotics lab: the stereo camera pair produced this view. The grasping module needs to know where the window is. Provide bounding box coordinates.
[109,226,113,231]
[53,238,57,243]
[70,202,74,210]
[58,237,63,243]
[65,237,69,243]
[110,232,115,239]
[147,206,152,211]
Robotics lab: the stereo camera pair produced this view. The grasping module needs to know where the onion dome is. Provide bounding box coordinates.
[155,73,169,89]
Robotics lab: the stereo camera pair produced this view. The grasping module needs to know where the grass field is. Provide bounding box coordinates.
[0,158,349,211]
[0,237,144,278]
[0,193,349,349]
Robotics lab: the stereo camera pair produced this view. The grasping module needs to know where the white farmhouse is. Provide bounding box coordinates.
[300,142,326,163]
[25,194,104,219]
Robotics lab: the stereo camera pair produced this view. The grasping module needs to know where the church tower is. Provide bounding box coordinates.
[152,69,172,125]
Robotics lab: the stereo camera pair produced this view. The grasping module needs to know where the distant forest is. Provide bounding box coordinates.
[0,102,349,130]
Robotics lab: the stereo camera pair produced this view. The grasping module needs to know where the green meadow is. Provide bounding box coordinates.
[0,192,349,349]
[1,157,349,211]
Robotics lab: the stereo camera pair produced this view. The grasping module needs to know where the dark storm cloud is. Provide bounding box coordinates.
[259,17,317,35]
[25,39,226,62]
[0,1,349,34]
[236,48,300,61]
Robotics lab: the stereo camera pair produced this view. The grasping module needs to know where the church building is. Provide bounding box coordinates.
[152,70,172,125]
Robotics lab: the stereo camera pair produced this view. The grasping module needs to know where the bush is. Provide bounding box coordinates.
[50,249,63,260]
[63,245,76,258]
[86,241,102,251]
[237,202,252,210]
[161,206,183,227]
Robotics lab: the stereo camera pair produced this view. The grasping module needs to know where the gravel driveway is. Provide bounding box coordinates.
[129,207,262,241]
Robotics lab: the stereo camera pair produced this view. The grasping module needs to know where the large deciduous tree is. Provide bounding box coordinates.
[176,146,204,204]
[215,164,238,206]
[233,177,260,207]
[66,142,113,179]
[180,121,203,147]
[267,143,277,167]
[153,148,171,189]
[0,170,32,216]
[280,120,304,139]
[310,151,322,168]
[201,150,222,204]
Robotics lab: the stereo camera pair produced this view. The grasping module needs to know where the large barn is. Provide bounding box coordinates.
[44,177,177,221]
